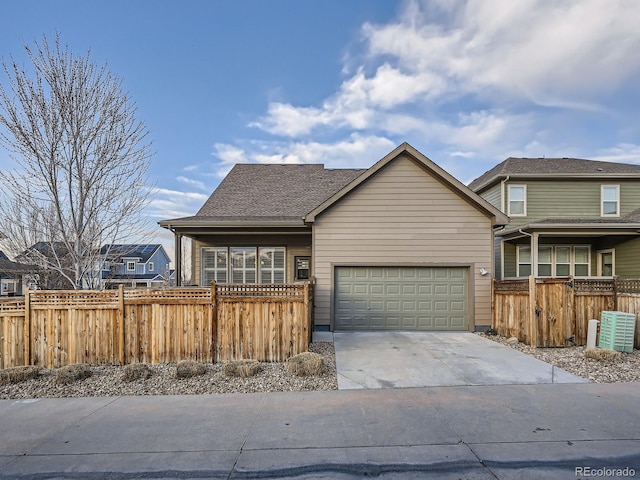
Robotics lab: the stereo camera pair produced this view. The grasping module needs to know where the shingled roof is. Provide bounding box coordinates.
[469,157,640,192]
[164,164,365,225]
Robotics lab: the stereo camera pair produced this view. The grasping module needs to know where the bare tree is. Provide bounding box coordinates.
[0,33,152,289]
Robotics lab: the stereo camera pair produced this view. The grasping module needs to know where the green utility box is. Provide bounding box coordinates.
[598,311,636,353]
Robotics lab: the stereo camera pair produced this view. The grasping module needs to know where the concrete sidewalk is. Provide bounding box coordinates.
[1,383,639,479]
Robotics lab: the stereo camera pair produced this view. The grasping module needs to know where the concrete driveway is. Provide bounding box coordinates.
[333,331,588,389]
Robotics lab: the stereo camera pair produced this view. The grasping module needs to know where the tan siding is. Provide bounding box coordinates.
[313,155,494,329]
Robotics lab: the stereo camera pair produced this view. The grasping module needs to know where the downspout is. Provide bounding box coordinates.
[500,176,510,213]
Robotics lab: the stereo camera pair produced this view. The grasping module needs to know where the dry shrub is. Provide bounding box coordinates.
[0,366,40,386]
[56,364,92,385]
[285,352,325,376]
[122,363,153,382]
[175,360,207,379]
[224,360,261,378]
[584,348,622,362]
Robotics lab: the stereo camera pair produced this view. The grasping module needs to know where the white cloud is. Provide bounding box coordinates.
[250,0,640,146]
[364,0,640,106]
[211,134,396,175]
[176,176,206,191]
[592,144,640,165]
[148,188,209,219]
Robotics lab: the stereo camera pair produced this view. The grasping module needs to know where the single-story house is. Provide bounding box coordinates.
[160,143,508,332]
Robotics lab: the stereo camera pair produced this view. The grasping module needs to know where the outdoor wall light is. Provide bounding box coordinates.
[480,268,489,276]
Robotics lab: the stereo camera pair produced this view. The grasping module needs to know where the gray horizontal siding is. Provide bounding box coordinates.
[313,155,494,330]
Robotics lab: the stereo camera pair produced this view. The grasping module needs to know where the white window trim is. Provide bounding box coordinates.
[126,261,136,272]
[148,262,154,272]
[258,247,286,284]
[597,249,615,277]
[517,245,532,277]
[508,185,527,217]
[601,185,620,217]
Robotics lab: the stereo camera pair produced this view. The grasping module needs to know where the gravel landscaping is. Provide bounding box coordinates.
[477,332,640,383]
[2,335,638,399]
[0,342,337,399]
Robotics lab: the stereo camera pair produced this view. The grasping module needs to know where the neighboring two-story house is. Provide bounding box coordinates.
[100,244,172,289]
[469,157,640,280]
[0,250,35,296]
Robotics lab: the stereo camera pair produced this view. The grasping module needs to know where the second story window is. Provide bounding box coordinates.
[508,185,526,216]
[148,262,154,272]
[126,261,136,271]
[601,185,619,217]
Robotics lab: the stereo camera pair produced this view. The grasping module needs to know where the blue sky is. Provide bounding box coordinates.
[1,0,640,261]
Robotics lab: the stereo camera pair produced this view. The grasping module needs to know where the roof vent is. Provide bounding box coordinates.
[597,168,604,172]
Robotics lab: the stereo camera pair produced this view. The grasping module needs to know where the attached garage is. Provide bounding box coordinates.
[334,266,468,331]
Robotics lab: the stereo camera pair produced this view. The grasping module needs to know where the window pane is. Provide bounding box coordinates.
[574,247,589,264]
[603,186,618,201]
[556,264,570,276]
[556,247,570,264]
[603,201,618,215]
[258,247,285,284]
[510,186,525,201]
[510,201,524,215]
[538,264,552,276]
[575,264,589,276]
[231,247,257,284]
[519,264,531,276]
[202,247,228,284]
[519,246,531,263]
[538,247,552,263]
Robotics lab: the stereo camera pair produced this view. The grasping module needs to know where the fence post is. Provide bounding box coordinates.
[304,281,311,345]
[528,275,537,348]
[613,275,618,309]
[24,288,31,366]
[211,280,217,362]
[118,285,125,365]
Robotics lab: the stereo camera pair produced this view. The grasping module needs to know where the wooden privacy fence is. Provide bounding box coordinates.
[493,277,640,348]
[0,281,313,369]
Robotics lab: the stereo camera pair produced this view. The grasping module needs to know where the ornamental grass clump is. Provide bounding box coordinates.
[224,359,261,378]
[175,360,207,379]
[0,366,40,385]
[584,348,622,362]
[285,352,325,376]
[122,363,153,382]
[56,364,92,385]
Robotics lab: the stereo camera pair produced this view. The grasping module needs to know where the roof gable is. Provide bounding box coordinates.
[469,157,640,191]
[305,143,508,225]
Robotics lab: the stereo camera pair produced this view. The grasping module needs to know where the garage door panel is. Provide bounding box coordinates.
[335,266,468,331]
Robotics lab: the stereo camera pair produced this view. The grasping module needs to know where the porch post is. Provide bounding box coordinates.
[532,233,539,277]
[174,232,183,287]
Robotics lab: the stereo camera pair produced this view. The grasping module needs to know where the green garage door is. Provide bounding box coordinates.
[334,266,468,331]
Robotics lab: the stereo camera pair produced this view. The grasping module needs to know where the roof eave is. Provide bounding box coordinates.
[501,222,640,236]
[158,219,308,230]
[472,172,640,193]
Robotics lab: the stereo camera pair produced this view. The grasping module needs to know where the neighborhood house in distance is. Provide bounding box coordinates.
[0,244,172,296]
[468,157,640,280]
[100,244,173,289]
